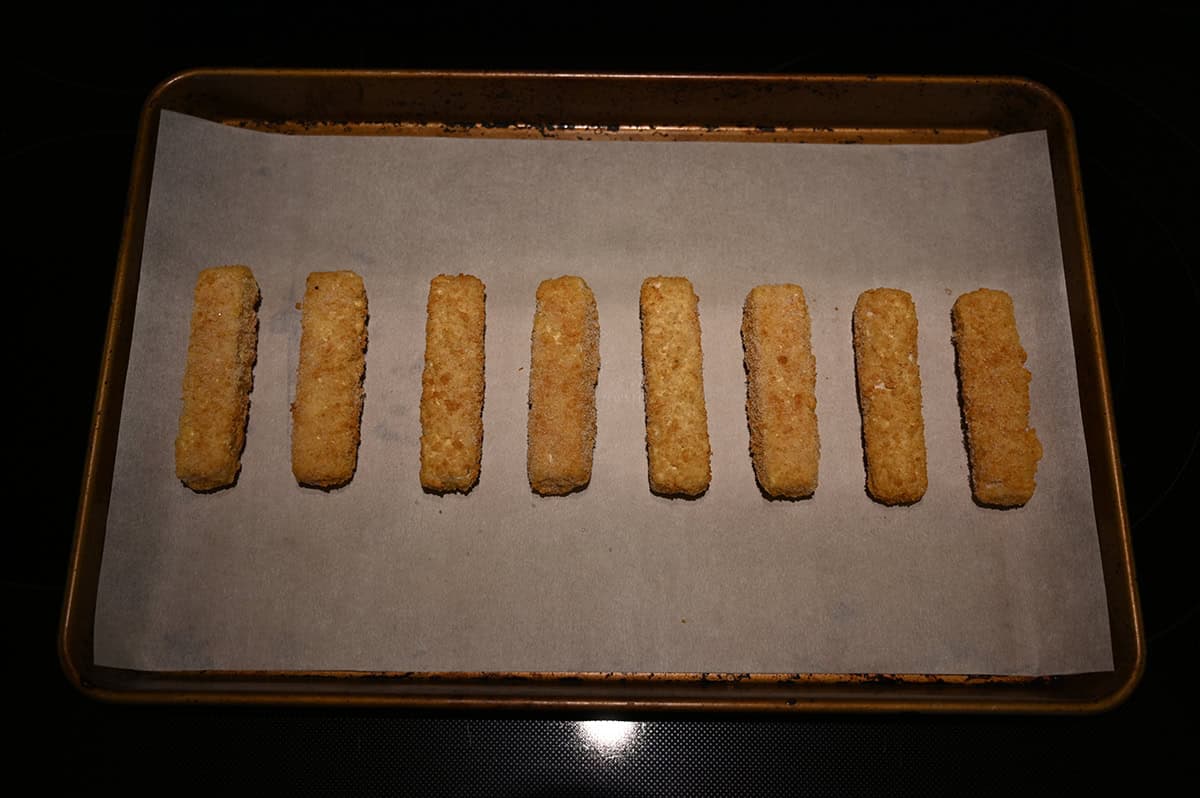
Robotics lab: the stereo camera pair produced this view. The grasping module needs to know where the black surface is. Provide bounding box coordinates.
[11,3,1197,791]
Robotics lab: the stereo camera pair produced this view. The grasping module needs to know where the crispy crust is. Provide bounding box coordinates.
[741,284,819,498]
[853,288,928,505]
[174,265,261,491]
[419,274,486,493]
[290,271,368,488]
[527,276,600,495]
[951,288,1042,507]
[639,276,711,496]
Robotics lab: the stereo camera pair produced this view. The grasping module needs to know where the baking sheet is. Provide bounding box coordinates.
[94,110,1113,676]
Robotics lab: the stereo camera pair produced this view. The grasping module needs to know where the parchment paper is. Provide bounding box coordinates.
[94,110,1113,675]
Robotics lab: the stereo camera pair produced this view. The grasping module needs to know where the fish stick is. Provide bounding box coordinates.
[853,288,928,505]
[419,274,486,493]
[741,284,819,498]
[174,265,261,491]
[291,271,368,488]
[640,276,711,496]
[527,276,600,495]
[951,288,1042,507]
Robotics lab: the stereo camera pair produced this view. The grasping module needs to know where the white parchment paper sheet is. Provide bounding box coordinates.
[94,111,1113,675]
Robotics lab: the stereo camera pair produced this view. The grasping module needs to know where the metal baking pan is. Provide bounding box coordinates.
[60,70,1142,712]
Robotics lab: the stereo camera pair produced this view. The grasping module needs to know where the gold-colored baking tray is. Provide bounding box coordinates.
[60,70,1143,712]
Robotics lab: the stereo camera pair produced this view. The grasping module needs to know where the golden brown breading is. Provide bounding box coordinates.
[952,288,1042,507]
[174,265,261,491]
[640,276,711,496]
[290,271,368,488]
[527,276,600,495]
[419,274,486,493]
[741,284,819,498]
[853,288,928,505]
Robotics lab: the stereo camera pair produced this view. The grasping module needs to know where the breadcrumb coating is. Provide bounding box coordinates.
[952,288,1042,507]
[419,274,486,493]
[174,265,260,491]
[527,276,600,495]
[741,284,819,498]
[291,271,368,488]
[640,276,711,497]
[853,288,927,505]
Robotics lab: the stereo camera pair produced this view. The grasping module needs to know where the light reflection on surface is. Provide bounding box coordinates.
[575,720,643,757]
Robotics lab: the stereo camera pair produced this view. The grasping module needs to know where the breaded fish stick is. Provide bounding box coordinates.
[853,288,928,505]
[741,284,819,498]
[174,265,260,491]
[640,276,711,496]
[527,276,600,495]
[291,271,368,488]
[419,274,486,493]
[952,288,1042,507]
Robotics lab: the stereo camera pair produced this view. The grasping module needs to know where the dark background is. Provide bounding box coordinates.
[9,2,1197,791]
